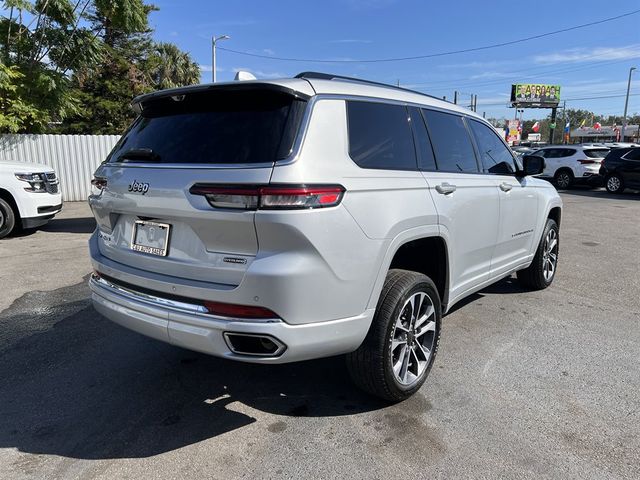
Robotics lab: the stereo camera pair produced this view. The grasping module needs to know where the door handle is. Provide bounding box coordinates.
[500,182,513,192]
[435,183,457,195]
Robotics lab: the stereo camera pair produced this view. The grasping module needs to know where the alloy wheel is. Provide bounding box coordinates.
[390,291,436,386]
[542,228,558,282]
[556,172,571,189]
[607,176,621,192]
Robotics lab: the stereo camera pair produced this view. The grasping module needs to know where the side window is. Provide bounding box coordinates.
[422,109,479,173]
[346,101,417,170]
[562,149,577,157]
[545,149,562,158]
[624,148,640,160]
[468,120,516,174]
[408,107,437,171]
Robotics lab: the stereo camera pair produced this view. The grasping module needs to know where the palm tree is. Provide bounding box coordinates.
[147,42,200,90]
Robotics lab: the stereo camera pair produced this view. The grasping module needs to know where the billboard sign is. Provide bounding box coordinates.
[511,84,561,107]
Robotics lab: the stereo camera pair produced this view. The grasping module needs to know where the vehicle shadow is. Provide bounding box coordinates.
[445,276,526,315]
[0,280,393,460]
[41,216,96,234]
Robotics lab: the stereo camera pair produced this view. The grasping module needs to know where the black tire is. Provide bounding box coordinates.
[346,269,441,402]
[0,197,16,239]
[554,169,574,189]
[605,173,625,194]
[517,219,559,290]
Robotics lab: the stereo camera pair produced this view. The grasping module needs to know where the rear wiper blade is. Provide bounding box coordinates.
[118,148,160,162]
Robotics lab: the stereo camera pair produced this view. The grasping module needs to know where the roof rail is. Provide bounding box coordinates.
[295,71,448,103]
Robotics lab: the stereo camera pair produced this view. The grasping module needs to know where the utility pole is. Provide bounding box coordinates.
[549,107,558,144]
[454,91,458,105]
[621,66,636,141]
[560,100,567,144]
[211,34,230,83]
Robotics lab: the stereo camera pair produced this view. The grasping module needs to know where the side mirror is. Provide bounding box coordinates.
[520,155,545,176]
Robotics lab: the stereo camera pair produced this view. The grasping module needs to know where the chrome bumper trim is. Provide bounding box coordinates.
[89,273,281,323]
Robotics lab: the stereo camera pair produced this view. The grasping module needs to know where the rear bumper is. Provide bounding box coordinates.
[575,173,603,186]
[89,273,372,364]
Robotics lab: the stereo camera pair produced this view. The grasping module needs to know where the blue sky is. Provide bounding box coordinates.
[152,0,638,121]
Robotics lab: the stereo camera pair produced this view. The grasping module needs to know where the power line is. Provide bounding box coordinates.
[407,53,640,90]
[218,9,640,64]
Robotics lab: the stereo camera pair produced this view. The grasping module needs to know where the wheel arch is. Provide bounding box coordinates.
[367,228,450,313]
[548,206,561,227]
[0,188,20,220]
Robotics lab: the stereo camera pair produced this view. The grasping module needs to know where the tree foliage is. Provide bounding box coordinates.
[0,0,200,134]
[147,42,200,91]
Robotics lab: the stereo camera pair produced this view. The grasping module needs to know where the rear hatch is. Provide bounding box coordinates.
[89,82,310,287]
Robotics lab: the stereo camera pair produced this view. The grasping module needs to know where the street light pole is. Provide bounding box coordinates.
[212,34,230,83]
[621,66,636,141]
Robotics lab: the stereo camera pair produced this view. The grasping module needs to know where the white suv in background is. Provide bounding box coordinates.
[0,160,63,239]
[88,73,562,401]
[532,145,610,189]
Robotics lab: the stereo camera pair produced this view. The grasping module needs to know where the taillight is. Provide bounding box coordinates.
[91,176,108,190]
[190,184,345,210]
[577,159,598,164]
[203,300,278,319]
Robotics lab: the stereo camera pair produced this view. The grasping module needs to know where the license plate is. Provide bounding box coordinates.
[131,220,171,256]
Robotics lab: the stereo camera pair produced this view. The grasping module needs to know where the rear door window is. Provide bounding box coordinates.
[468,120,516,174]
[421,109,479,173]
[108,89,307,164]
[624,148,640,160]
[346,101,417,170]
[408,107,437,171]
[583,149,610,159]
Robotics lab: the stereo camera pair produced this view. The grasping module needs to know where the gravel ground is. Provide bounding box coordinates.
[0,190,639,480]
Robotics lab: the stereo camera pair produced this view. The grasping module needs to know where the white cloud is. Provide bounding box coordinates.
[199,65,225,73]
[262,48,275,56]
[534,44,640,64]
[437,60,512,70]
[469,72,514,80]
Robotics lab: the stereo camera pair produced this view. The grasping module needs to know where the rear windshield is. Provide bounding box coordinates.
[584,149,609,158]
[107,89,306,164]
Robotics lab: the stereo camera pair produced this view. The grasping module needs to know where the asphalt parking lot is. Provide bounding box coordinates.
[1,190,639,480]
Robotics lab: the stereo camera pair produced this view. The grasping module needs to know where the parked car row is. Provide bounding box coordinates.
[514,144,640,193]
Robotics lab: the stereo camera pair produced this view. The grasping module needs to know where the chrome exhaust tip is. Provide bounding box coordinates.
[223,332,287,357]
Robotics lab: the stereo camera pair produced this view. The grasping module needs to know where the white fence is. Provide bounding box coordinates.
[0,134,120,201]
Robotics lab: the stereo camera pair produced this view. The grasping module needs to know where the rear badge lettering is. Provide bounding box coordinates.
[128,180,150,195]
[223,257,247,265]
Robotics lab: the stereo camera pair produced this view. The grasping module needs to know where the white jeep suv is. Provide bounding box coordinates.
[0,160,63,238]
[88,73,562,401]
